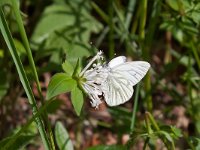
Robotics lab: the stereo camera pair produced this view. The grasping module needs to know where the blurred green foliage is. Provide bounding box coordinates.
[0,0,200,149]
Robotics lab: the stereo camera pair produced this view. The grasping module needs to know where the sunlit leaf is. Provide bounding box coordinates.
[55,121,74,150]
[62,60,74,76]
[71,86,84,116]
[46,73,76,99]
[72,59,81,77]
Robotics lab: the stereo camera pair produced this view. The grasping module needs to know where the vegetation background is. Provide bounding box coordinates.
[0,0,200,149]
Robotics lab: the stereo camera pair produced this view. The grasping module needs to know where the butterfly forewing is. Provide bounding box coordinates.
[112,61,150,86]
[108,56,126,68]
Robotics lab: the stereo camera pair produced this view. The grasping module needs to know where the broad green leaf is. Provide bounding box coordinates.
[62,60,74,76]
[31,3,102,43]
[47,73,76,99]
[55,121,74,150]
[31,1,101,67]
[0,135,35,150]
[87,145,126,150]
[71,86,84,116]
[31,5,75,43]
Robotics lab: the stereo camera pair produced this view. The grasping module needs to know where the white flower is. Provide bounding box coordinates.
[79,51,107,108]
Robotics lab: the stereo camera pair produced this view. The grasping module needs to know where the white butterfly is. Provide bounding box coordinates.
[100,56,150,106]
[80,51,150,108]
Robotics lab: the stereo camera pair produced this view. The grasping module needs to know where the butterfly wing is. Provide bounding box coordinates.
[112,61,150,86]
[102,60,150,106]
[108,56,126,68]
[101,72,134,106]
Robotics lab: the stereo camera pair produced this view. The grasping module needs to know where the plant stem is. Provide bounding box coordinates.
[91,2,109,23]
[190,41,200,70]
[10,0,43,101]
[130,84,140,132]
[138,0,147,39]
[188,51,194,112]
[144,112,152,133]
[145,112,159,131]
[142,112,151,150]
[125,0,136,29]
[0,8,51,150]
[139,0,152,112]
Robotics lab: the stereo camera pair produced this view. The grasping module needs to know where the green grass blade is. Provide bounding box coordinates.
[10,0,43,97]
[10,0,56,148]
[125,0,136,29]
[190,42,200,70]
[0,8,51,150]
[130,84,140,132]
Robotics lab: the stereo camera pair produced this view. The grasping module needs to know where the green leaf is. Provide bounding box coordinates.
[31,5,75,43]
[87,145,126,150]
[166,0,179,11]
[0,0,12,6]
[46,73,76,99]
[72,59,81,77]
[0,135,35,150]
[46,99,63,114]
[71,86,84,116]
[14,38,26,55]
[31,3,102,43]
[31,1,101,67]
[158,131,173,142]
[189,137,200,149]
[55,121,74,150]
[62,60,74,76]
[170,126,182,138]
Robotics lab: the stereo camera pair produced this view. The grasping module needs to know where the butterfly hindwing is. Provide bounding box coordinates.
[102,72,134,106]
